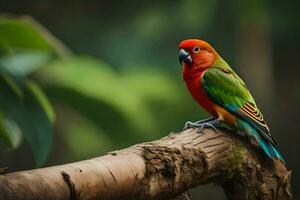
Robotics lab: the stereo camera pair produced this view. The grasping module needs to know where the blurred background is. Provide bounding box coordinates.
[0,0,299,199]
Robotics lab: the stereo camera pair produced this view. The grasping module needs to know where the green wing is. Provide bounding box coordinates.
[202,67,276,144]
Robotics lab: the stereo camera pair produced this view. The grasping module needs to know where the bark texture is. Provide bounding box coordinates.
[0,128,293,200]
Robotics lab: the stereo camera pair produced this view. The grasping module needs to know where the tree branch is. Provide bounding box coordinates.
[0,128,293,200]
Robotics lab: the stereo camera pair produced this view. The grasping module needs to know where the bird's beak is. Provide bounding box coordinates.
[179,49,192,65]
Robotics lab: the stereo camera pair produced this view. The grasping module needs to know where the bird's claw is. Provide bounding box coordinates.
[183,121,193,130]
[183,117,216,131]
[196,123,217,133]
[183,121,218,133]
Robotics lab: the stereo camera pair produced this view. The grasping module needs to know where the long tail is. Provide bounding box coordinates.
[257,136,285,163]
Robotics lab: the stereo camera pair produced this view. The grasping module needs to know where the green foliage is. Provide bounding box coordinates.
[0,16,207,164]
[0,18,53,50]
[19,81,54,166]
[0,75,23,148]
[37,56,206,158]
[0,50,53,77]
[0,75,54,166]
[0,16,59,165]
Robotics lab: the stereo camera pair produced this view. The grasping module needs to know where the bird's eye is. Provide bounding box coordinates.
[193,46,200,53]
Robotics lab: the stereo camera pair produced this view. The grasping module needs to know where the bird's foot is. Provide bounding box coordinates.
[183,117,215,130]
[195,122,218,133]
[184,119,220,133]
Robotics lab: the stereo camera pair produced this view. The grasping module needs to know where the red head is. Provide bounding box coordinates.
[178,39,218,79]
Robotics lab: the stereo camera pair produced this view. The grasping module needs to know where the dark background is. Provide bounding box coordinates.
[1,0,299,199]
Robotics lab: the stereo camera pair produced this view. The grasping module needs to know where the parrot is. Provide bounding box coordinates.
[178,39,284,162]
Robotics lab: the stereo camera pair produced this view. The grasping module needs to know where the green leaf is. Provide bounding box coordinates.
[0,16,71,56]
[26,81,55,124]
[0,75,54,165]
[0,16,71,77]
[0,49,53,77]
[0,18,52,51]
[0,16,66,165]
[0,73,23,98]
[38,57,157,138]
[19,81,54,166]
[0,114,22,148]
[0,75,24,148]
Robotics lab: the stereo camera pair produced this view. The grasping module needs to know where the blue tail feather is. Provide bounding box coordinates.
[270,143,285,163]
[239,121,285,163]
[257,137,285,163]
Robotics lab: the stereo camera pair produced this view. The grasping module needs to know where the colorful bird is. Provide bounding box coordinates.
[178,39,284,162]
